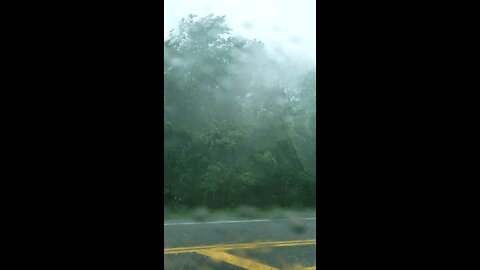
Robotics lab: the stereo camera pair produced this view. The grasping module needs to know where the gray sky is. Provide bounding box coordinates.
[164,0,316,65]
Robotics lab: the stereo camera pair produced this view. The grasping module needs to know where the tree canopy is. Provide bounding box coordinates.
[164,15,316,210]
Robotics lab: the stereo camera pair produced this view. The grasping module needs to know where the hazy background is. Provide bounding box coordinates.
[164,0,316,65]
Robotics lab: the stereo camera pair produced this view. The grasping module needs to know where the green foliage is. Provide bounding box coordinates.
[164,15,316,210]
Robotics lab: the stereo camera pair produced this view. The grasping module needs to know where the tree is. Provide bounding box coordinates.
[164,14,316,210]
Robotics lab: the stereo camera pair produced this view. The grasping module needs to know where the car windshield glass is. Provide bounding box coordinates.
[164,1,316,269]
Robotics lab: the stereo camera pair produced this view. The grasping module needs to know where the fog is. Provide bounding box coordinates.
[164,1,316,212]
[164,0,316,65]
[164,5,316,269]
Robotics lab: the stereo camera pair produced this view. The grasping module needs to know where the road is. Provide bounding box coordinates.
[164,211,316,269]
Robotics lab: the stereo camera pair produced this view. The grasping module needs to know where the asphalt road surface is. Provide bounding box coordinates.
[164,211,316,270]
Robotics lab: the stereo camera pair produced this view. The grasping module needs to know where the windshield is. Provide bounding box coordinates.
[164,1,316,269]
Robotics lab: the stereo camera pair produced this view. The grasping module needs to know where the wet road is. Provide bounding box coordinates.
[164,212,316,269]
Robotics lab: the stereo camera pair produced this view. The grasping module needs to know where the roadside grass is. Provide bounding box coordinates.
[164,206,316,221]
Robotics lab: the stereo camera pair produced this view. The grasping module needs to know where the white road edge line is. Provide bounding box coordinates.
[164,217,316,226]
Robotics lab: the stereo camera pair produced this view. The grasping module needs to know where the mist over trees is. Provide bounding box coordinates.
[164,15,316,210]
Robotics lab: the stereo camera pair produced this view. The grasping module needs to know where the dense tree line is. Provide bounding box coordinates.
[164,15,316,210]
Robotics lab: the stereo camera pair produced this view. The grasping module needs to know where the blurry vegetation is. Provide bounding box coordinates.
[164,15,316,210]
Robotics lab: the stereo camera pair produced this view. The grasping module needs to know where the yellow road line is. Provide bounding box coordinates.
[164,239,316,255]
[197,250,279,270]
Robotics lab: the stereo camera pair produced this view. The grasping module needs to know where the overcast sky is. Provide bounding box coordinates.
[164,0,316,65]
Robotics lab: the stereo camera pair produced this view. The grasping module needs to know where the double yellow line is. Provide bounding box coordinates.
[164,239,316,270]
[164,239,315,254]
